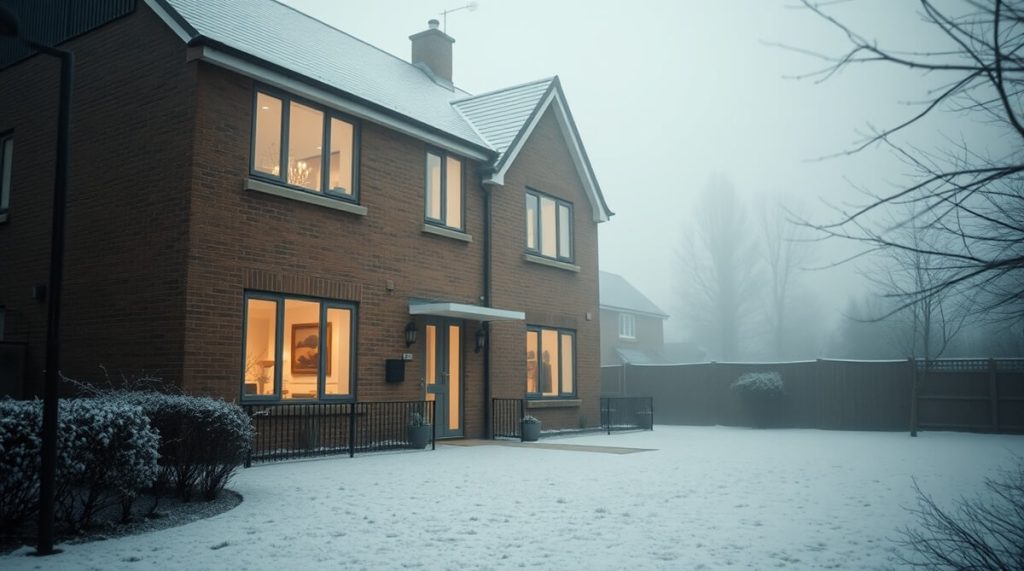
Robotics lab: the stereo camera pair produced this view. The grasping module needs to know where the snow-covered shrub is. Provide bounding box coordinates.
[731,371,784,396]
[0,400,43,530]
[0,399,158,531]
[522,415,541,425]
[114,392,253,501]
[56,399,159,529]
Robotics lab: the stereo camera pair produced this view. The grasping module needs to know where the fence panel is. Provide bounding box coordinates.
[600,359,1024,433]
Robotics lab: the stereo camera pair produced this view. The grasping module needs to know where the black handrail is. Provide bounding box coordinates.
[242,400,436,464]
[491,398,525,441]
[601,397,654,433]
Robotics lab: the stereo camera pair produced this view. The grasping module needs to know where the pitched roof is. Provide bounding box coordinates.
[150,0,612,220]
[452,78,554,162]
[160,0,486,148]
[600,272,668,318]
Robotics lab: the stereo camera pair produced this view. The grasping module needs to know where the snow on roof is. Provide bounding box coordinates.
[156,0,611,219]
[162,0,487,148]
[452,78,555,160]
[600,271,668,318]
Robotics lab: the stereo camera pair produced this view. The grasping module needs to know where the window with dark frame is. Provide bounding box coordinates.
[425,150,463,230]
[525,189,573,262]
[525,326,575,398]
[242,292,356,401]
[0,133,12,217]
[251,89,359,201]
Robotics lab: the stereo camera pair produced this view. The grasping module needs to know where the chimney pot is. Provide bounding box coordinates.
[410,21,455,85]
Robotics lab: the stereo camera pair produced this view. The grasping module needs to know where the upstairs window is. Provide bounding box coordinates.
[251,90,358,200]
[0,134,12,220]
[526,326,575,398]
[619,314,636,340]
[425,151,463,230]
[525,189,572,261]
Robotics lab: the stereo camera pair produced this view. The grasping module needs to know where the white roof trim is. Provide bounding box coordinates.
[143,0,193,43]
[483,89,610,223]
[409,302,525,322]
[186,46,491,162]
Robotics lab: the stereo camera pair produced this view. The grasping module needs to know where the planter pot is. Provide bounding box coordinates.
[740,392,783,428]
[408,424,431,449]
[521,421,541,442]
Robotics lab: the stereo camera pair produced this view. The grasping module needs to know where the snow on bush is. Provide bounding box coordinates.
[0,398,158,531]
[112,392,254,501]
[731,371,784,395]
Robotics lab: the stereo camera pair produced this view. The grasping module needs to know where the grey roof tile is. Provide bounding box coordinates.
[164,0,487,148]
[600,271,668,318]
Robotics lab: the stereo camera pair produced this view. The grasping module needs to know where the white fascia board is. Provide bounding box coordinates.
[408,302,525,322]
[483,90,610,223]
[143,0,194,43]
[188,46,491,162]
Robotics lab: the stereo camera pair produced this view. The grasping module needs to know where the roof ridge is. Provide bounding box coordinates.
[451,76,556,105]
[265,0,467,92]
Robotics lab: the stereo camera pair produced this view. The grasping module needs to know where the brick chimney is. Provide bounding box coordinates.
[410,19,455,86]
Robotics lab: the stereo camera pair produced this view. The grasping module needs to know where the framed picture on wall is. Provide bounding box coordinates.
[291,323,332,375]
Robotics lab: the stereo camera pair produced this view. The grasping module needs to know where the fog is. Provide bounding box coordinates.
[283,0,1021,360]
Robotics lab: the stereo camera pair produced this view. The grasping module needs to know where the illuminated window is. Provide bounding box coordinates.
[0,133,12,220]
[425,151,463,230]
[619,314,636,340]
[526,326,575,398]
[525,189,572,262]
[242,293,356,400]
[251,89,358,200]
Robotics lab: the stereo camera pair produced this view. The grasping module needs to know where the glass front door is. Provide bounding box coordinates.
[424,320,463,438]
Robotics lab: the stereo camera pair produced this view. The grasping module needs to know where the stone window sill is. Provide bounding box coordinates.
[245,178,367,216]
[422,223,472,243]
[523,253,579,273]
[527,399,582,409]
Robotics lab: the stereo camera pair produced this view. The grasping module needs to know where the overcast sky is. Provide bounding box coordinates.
[280,0,998,342]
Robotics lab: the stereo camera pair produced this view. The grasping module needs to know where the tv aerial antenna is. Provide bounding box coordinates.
[440,2,479,33]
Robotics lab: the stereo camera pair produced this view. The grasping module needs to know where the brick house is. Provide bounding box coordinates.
[0,0,612,438]
[599,272,669,366]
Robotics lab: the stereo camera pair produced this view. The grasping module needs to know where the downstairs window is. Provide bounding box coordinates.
[242,292,355,400]
[526,326,575,398]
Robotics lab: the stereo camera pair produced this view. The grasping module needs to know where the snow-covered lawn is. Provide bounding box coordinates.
[4,426,1023,570]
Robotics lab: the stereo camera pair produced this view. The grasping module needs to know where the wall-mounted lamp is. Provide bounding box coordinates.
[475,326,486,353]
[404,321,417,347]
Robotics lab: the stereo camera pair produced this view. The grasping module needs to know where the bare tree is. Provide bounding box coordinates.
[787,0,1024,325]
[865,204,971,360]
[757,197,812,359]
[676,175,759,360]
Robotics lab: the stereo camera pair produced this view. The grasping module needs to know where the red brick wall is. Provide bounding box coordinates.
[0,4,604,440]
[183,63,490,433]
[0,5,195,395]
[489,107,602,430]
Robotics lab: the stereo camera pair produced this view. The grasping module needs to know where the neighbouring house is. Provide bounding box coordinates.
[0,0,612,438]
[599,271,669,366]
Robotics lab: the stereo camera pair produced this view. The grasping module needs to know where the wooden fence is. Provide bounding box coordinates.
[601,359,1024,433]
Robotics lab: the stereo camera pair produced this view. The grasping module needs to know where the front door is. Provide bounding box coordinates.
[424,320,463,438]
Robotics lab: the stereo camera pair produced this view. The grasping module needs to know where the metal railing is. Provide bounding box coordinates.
[242,400,435,465]
[601,396,654,434]
[491,398,525,441]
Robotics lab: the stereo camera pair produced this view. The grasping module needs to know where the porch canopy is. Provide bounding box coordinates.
[408,301,524,322]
